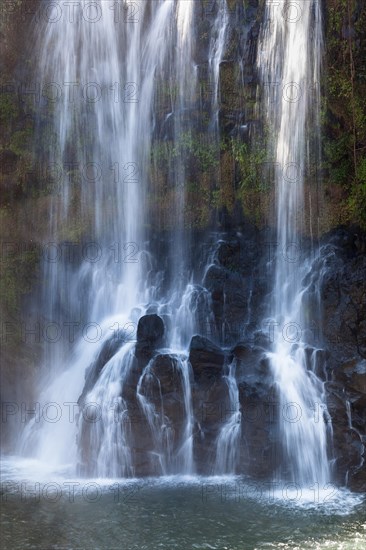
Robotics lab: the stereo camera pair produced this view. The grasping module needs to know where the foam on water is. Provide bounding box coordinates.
[1,457,364,515]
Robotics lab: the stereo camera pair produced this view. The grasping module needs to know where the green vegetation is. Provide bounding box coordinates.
[322,0,366,229]
[229,138,268,192]
[0,93,18,127]
[0,240,40,314]
[152,132,220,173]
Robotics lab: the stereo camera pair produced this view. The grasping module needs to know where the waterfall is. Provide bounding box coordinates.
[16,0,332,484]
[257,1,330,484]
[20,0,196,470]
[19,0,230,477]
[77,343,136,478]
[208,0,229,133]
[214,360,241,474]
[170,0,196,292]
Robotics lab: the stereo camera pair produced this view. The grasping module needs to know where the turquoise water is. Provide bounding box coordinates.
[1,458,365,549]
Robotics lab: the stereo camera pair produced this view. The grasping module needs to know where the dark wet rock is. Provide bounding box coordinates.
[252,330,272,349]
[215,237,257,272]
[322,226,360,259]
[127,353,190,472]
[350,392,366,434]
[131,450,161,477]
[201,230,270,346]
[238,379,279,477]
[192,375,231,474]
[122,369,156,456]
[135,314,165,359]
[203,263,251,344]
[347,458,366,493]
[149,354,185,395]
[189,335,225,382]
[324,356,366,491]
[303,346,329,381]
[137,313,165,344]
[319,228,366,361]
[203,264,227,295]
[312,227,366,491]
[0,149,18,175]
[326,383,352,470]
[122,354,146,404]
[231,343,268,380]
[138,354,187,441]
[322,258,366,361]
[189,336,230,473]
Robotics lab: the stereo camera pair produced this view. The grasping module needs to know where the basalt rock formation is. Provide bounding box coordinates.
[75,227,366,489]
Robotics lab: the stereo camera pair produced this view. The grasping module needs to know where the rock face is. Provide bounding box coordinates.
[0,149,18,176]
[202,232,270,346]
[319,228,366,491]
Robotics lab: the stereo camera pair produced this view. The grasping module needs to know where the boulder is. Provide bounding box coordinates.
[237,365,279,478]
[138,354,187,442]
[135,314,165,359]
[189,335,225,382]
[189,336,230,473]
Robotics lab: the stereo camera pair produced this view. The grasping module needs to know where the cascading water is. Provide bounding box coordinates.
[208,0,229,133]
[214,360,241,474]
[20,0,192,471]
[19,0,230,477]
[18,0,331,484]
[169,0,196,289]
[257,1,331,484]
[136,354,194,475]
[206,2,243,475]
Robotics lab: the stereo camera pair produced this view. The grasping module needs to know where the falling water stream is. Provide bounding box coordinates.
[19,0,221,477]
[257,0,330,485]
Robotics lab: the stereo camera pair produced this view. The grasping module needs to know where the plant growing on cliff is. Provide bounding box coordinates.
[323,0,366,229]
[229,138,268,192]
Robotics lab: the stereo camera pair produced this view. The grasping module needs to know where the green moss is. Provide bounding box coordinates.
[347,157,366,228]
[321,0,366,229]
[152,132,220,174]
[0,215,40,314]
[9,128,33,156]
[0,94,18,127]
[229,138,268,192]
